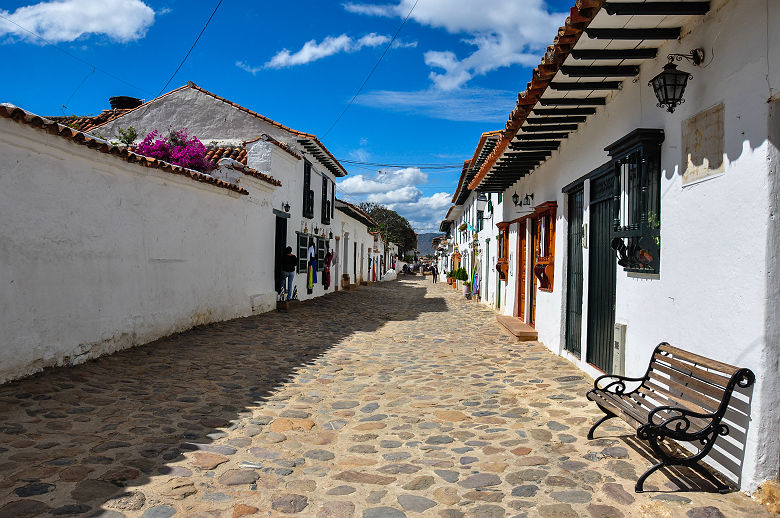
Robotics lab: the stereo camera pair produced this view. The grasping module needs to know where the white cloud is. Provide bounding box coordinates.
[342,3,396,16]
[338,167,428,195]
[357,87,516,123]
[387,192,453,232]
[0,0,155,43]
[235,60,261,75]
[366,185,422,204]
[344,0,566,90]
[265,32,390,69]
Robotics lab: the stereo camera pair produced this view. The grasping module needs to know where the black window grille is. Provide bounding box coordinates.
[303,161,314,219]
[605,129,664,273]
[297,233,308,273]
[317,237,326,271]
[321,173,330,224]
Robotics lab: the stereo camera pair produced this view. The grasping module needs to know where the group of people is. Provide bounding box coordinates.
[279,238,335,301]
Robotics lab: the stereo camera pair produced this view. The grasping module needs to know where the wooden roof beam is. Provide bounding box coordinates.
[561,65,640,77]
[532,107,597,115]
[585,27,681,40]
[550,81,622,90]
[522,124,579,132]
[509,142,561,150]
[538,98,606,106]
[525,116,587,124]
[570,48,658,60]
[604,2,709,16]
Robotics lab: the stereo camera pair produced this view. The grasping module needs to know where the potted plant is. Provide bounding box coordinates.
[462,281,472,299]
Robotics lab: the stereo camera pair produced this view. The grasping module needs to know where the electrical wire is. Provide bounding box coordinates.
[62,66,96,113]
[321,0,420,138]
[0,13,150,95]
[157,0,223,96]
[338,159,462,170]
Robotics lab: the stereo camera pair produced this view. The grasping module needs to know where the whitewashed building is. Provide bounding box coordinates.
[455,0,778,493]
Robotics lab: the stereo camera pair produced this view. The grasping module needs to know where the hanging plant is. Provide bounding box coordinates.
[136,127,214,173]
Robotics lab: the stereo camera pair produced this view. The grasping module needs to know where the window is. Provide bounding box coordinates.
[317,237,326,271]
[477,210,484,232]
[533,202,557,292]
[302,161,314,219]
[297,233,309,273]
[496,223,509,281]
[330,179,335,220]
[498,193,502,204]
[321,173,330,224]
[606,129,664,273]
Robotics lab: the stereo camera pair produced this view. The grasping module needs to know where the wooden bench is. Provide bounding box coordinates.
[586,342,755,493]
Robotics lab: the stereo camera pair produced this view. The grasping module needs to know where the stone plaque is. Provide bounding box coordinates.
[682,102,725,185]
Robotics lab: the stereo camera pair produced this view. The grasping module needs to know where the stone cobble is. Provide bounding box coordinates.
[0,277,772,517]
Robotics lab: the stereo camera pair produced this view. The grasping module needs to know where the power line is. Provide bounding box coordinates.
[338,159,462,170]
[157,0,223,96]
[0,13,150,96]
[321,0,420,138]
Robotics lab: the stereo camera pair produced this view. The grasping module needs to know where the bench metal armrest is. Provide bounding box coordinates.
[592,374,645,395]
[639,405,723,441]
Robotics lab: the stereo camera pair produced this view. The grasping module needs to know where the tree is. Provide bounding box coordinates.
[357,202,418,253]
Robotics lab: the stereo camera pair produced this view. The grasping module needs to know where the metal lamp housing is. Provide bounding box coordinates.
[649,62,692,113]
[512,191,520,206]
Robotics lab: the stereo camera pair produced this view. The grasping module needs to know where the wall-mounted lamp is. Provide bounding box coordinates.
[649,49,704,113]
[313,225,319,235]
[329,230,334,239]
[283,201,290,213]
[512,191,520,206]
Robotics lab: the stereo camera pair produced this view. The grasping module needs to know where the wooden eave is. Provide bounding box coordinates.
[467,0,710,192]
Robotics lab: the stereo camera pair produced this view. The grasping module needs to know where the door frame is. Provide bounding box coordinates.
[565,187,584,357]
[514,220,527,320]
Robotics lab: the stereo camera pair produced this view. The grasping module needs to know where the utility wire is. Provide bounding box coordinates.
[0,13,150,96]
[157,0,223,96]
[62,66,96,113]
[339,159,461,170]
[321,0,420,138]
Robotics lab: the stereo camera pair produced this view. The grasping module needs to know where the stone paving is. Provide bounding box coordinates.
[0,277,773,518]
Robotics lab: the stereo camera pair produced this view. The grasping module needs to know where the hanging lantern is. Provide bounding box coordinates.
[512,191,520,206]
[649,61,692,113]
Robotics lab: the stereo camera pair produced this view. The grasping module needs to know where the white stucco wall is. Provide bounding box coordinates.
[0,118,277,383]
[493,0,778,490]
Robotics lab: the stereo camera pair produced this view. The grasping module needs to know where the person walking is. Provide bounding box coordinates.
[280,246,297,301]
[432,265,438,283]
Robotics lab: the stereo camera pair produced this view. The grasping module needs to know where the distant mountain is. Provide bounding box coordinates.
[417,232,444,256]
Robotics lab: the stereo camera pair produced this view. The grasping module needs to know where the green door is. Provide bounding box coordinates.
[565,188,584,356]
[586,173,616,372]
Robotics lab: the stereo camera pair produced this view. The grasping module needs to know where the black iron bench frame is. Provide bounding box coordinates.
[586,342,755,493]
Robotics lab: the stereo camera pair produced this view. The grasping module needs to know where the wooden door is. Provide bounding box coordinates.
[515,220,527,320]
[565,188,584,356]
[586,173,617,372]
[529,218,538,326]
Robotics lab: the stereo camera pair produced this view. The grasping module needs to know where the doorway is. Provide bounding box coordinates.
[353,242,357,281]
[586,173,617,372]
[515,220,527,320]
[565,188,584,356]
[528,218,538,326]
[274,216,287,292]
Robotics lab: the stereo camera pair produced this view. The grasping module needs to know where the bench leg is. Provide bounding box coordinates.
[587,409,616,440]
[635,461,664,493]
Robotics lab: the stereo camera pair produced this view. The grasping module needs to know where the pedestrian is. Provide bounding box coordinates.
[432,265,438,283]
[280,246,297,301]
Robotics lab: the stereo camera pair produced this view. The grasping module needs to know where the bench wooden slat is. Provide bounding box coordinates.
[590,391,646,429]
[630,391,709,433]
[657,343,740,376]
[643,379,710,415]
[649,363,725,410]
[654,355,732,388]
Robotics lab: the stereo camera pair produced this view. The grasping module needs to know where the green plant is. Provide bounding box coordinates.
[647,211,661,246]
[116,126,138,146]
[455,267,468,281]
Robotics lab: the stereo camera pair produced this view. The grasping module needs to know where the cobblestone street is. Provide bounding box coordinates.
[0,277,771,518]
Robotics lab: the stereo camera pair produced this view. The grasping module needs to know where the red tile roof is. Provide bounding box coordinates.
[47,108,134,132]
[206,146,247,165]
[1,104,248,195]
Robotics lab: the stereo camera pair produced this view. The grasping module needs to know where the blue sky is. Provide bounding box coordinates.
[1,0,572,232]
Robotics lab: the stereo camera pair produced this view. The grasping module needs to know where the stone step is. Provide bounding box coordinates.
[496,315,538,341]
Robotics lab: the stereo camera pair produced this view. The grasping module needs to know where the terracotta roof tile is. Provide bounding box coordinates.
[206,146,247,166]
[47,108,134,133]
[1,104,248,196]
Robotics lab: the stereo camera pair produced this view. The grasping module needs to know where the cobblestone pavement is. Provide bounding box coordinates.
[0,278,772,518]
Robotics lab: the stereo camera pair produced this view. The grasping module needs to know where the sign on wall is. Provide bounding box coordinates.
[682,103,725,185]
